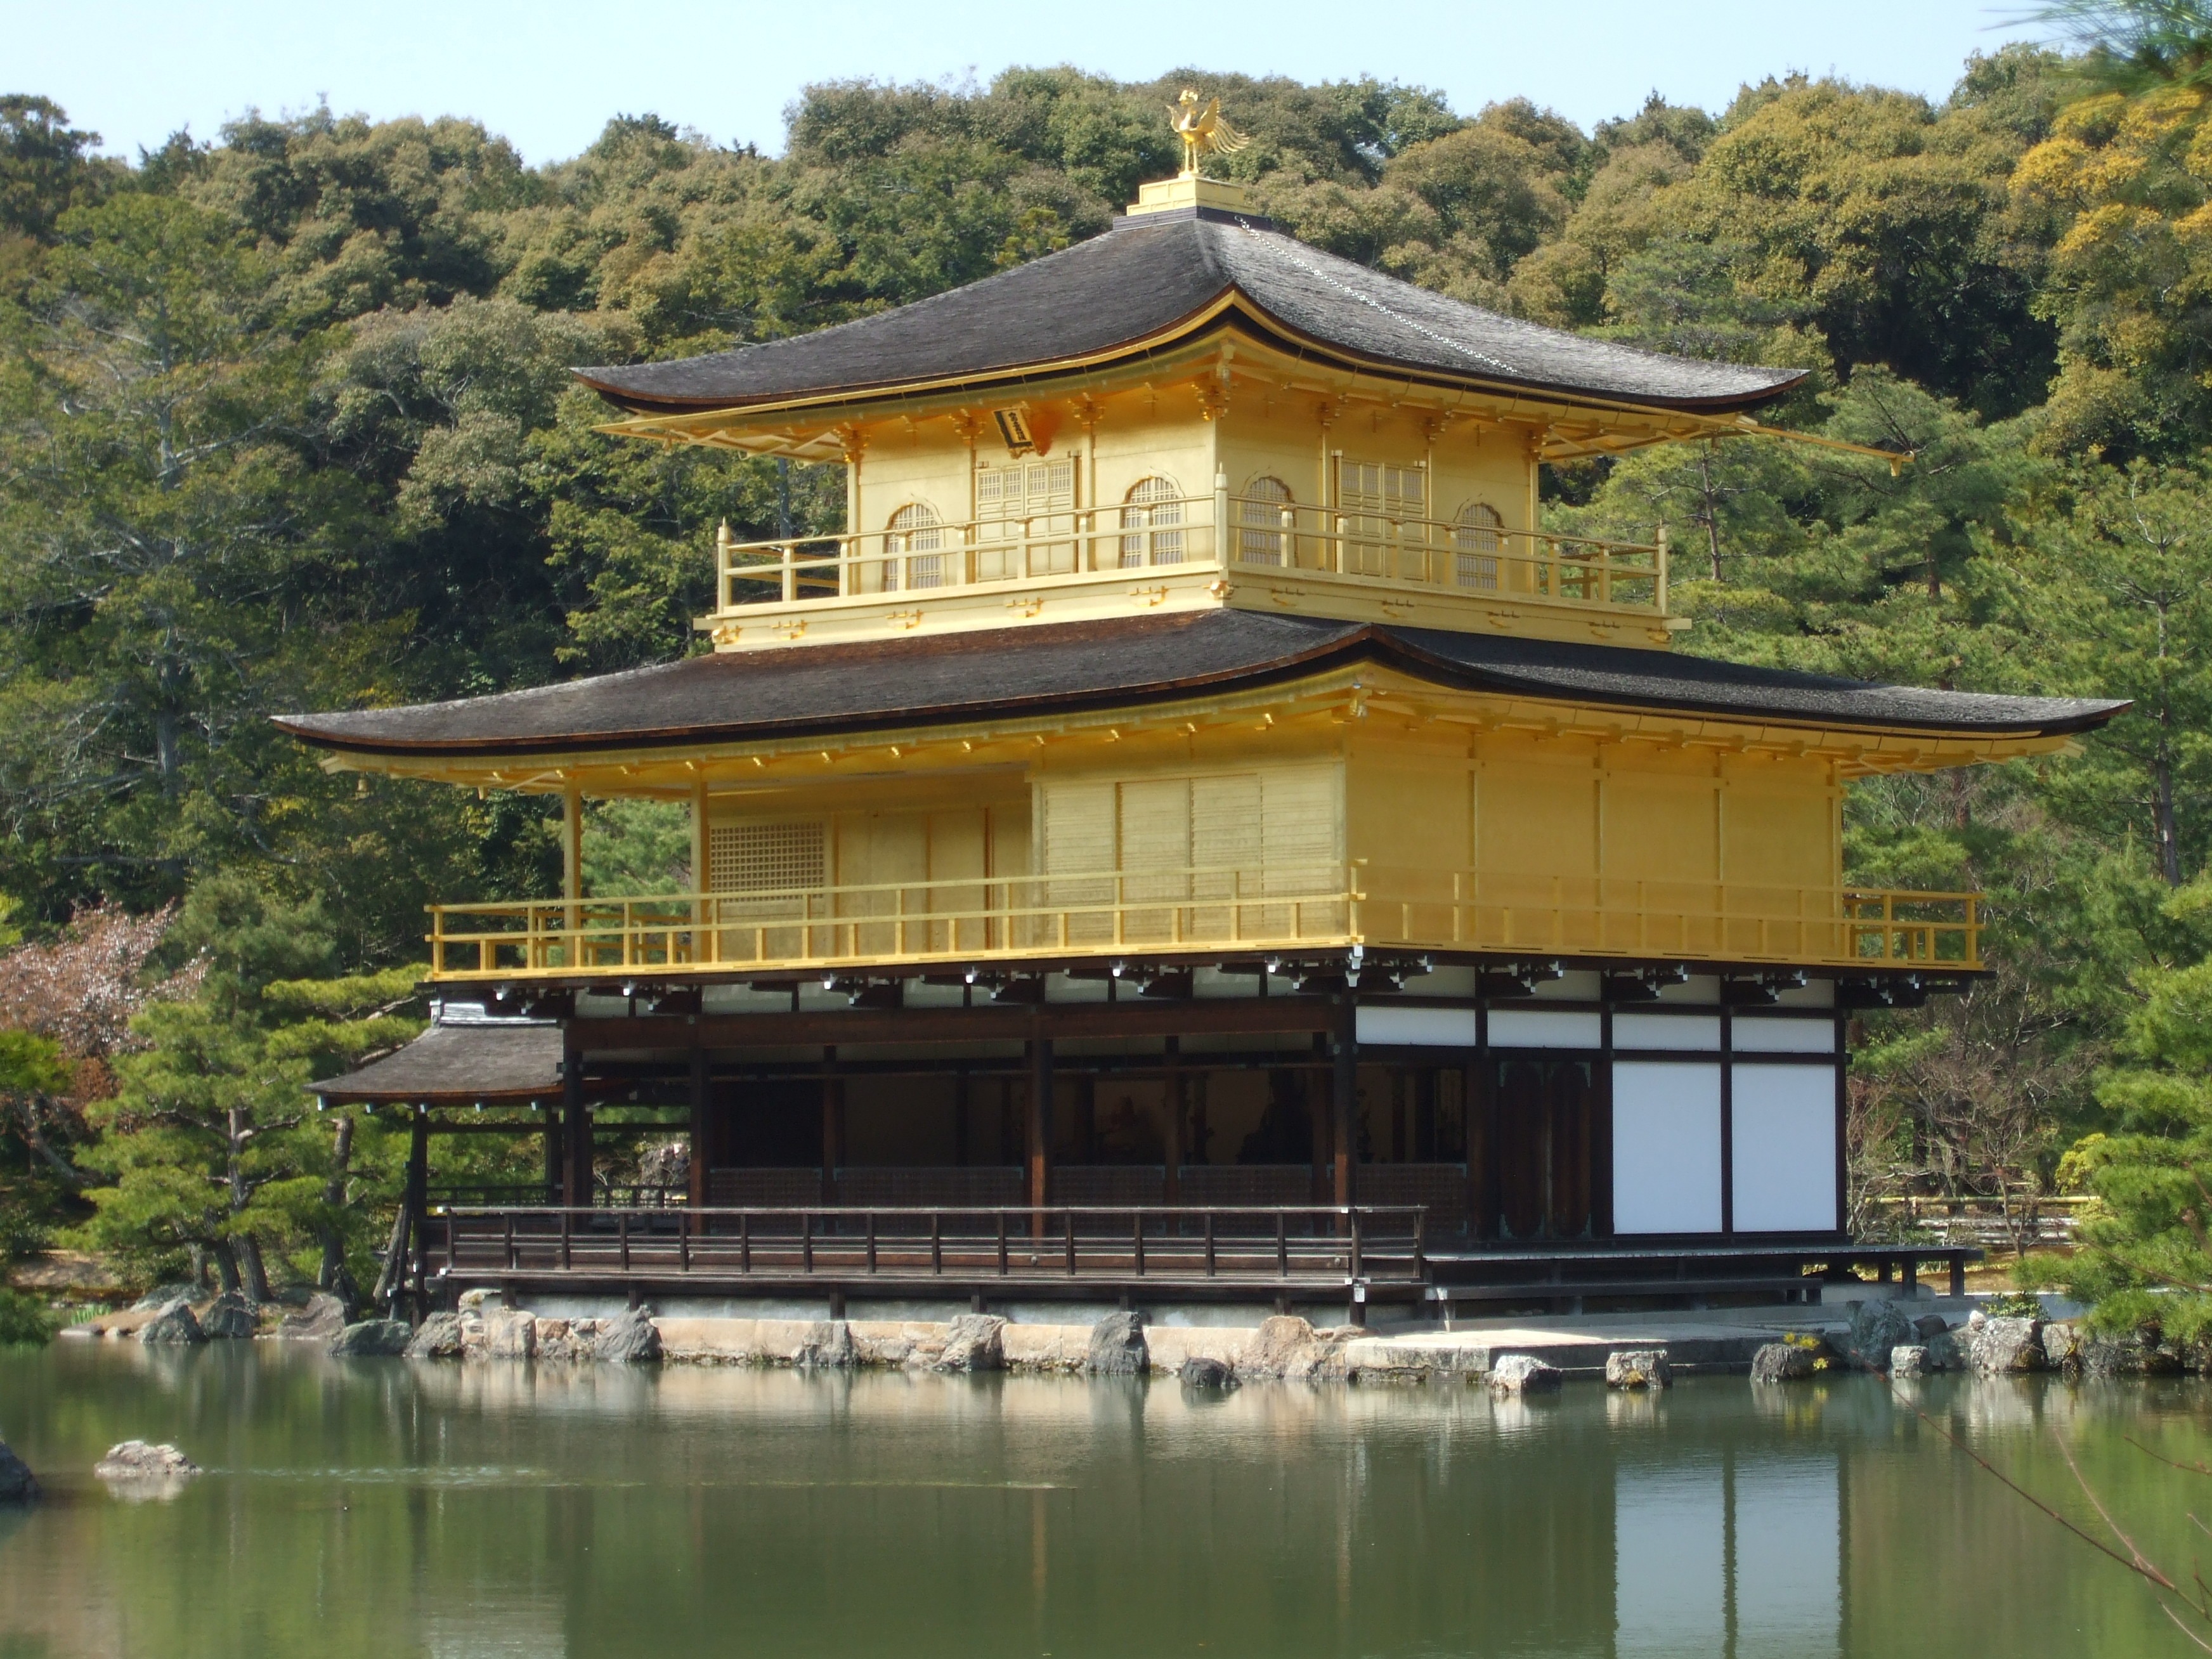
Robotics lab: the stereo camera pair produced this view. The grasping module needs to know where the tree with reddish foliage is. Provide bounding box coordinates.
[0,901,205,1202]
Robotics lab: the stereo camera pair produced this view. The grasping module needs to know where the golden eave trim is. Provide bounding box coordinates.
[306,663,2069,793]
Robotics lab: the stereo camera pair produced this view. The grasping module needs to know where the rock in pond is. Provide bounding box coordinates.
[277,1292,348,1341]
[483,1307,536,1360]
[200,1291,257,1340]
[1604,1349,1671,1389]
[593,1308,663,1365]
[1487,1355,1563,1396]
[405,1312,464,1360]
[138,1299,205,1345]
[1180,1356,1235,1389]
[0,1440,38,1504]
[1890,1345,1928,1380]
[1752,1343,1818,1383]
[94,1441,200,1480]
[1086,1311,1148,1376]
[1969,1317,2045,1376]
[934,1313,1006,1373]
[1849,1298,1918,1371]
[1923,1329,1966,1372]
[329,1319,412,1357]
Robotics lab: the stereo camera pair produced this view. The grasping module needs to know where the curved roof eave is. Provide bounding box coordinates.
[271,615,2130,764]
[576,289,1810,426]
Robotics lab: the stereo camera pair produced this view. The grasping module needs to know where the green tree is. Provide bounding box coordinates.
[74,876,420,1294]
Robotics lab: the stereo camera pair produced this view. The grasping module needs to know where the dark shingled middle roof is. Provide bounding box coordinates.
[575,208,1806,417]
[274,611,2126,757]
[310,1022,561,1103]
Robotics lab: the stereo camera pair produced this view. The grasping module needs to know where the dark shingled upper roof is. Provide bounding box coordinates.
[275,611,2126,757]
[311,1022,561,1103]
[575,207,1806,417]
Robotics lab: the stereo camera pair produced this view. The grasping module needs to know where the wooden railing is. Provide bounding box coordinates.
[713,486,1669,618]
[426,864,1979,980]
[427,1204,1430,1286]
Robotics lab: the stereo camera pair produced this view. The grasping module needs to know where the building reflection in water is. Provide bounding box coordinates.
[1617,1452,1841,1658]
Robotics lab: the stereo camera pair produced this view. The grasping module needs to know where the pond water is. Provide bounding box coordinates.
[1,1341,2209,1656]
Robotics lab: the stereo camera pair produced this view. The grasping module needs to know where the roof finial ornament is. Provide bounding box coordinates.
[1169,89,1251,178]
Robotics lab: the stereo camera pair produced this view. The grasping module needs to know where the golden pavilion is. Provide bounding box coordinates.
[291,126,2123,1318]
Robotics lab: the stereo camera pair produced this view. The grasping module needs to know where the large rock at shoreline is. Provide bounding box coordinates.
[405,1313,464,1360]
[1086,1311,1148,1376]
[483,1308,536,1360]
[790,1320,854,1369]
[277,1293,348,1341]
[934,1314,1006,1373]
[0,1440,38,1504]
[200,1292,256,1340]
[594,1308,663,1365]
[138,1299,205,1344]
[1605,1349,1670,1390]
[1924,1329,1966,1372]
[94,1441,200,1480]
[1849,1298,1918,1372]
[1234,1316,1360,1383]
[1890,1345,1928,1380]
[1752,1343,1817,1383]
[1487,1355,1563,1396]
[329,1319,412,1357]
[1970,1317,2045,1375]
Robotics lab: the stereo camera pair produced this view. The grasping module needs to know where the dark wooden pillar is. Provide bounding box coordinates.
[1466,1059,1495,1239]
[1162,1036,1182,1207]
[543,1096,561,1204]
[1027,1036,1053,1235]
[405,1104,430,1321]
[1332,997,1357,1209]
[821,1045,842,1205]
[561,1036,592,1207]
[687,1045,710,1210]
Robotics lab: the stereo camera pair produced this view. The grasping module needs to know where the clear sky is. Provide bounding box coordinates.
[8,1,2050,165]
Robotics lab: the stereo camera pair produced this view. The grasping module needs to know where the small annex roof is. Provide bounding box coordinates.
[310,1021,562,1104]
[275,611,2127,758]
[573,208,1805,419]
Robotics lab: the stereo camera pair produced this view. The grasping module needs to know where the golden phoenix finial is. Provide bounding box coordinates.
[1169,88,1251,177]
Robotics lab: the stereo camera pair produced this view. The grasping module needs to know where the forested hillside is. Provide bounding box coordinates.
[4,22,2212,1313]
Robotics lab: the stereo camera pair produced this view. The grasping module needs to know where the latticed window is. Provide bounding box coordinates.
[1119,476,1184,567]
[977,459,1074,531]
[708,821,826,901]
[1239,476,1292,565]
[884,502,943,591]
[1336,460,1426,576]
[1337,460,1425,520]
[1454,501,1503,590]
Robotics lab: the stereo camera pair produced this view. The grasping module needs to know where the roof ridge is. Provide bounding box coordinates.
[1214,216,1523,377]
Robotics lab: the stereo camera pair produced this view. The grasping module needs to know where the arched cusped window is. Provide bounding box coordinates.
[1454,501,1504,590]
[1119,476,1184,568]
[885,502,943,591]
[1239,476,1292,566]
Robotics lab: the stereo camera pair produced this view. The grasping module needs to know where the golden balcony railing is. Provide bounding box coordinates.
[424,864,1979,982]
[712,486,1669,618]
